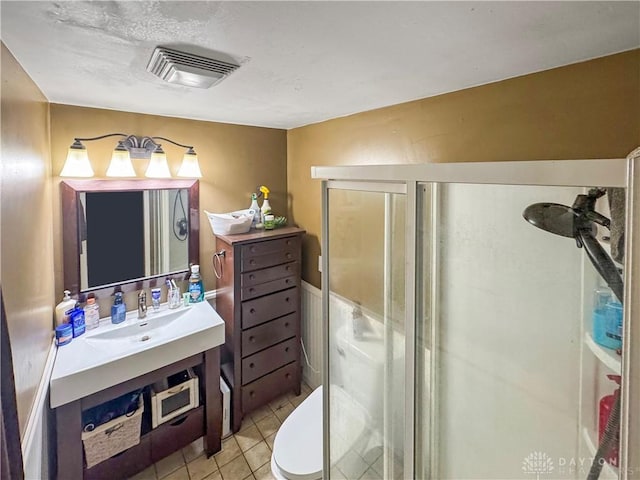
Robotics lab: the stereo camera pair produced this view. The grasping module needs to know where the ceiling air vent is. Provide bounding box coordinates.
[147,47,240,89]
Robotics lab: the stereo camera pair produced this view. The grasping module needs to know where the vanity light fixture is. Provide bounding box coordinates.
[59,133,202,178]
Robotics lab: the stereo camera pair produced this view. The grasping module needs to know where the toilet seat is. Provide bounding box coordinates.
[271,385,368,480]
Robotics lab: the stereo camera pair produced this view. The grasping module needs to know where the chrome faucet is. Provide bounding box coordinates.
[138,290,147,319]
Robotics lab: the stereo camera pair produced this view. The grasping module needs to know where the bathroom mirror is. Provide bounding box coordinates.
[62,179,199,295]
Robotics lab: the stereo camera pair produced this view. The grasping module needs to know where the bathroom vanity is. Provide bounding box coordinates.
[50,301,225,479]
[215,227,305,432]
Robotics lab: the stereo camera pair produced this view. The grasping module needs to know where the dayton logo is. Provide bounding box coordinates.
[522,451,554,480]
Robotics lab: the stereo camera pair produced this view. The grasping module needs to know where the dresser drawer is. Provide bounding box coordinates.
[241,237,300,272]
[242,337,298,385]
[241,287,298,329]
[242,313,298,357]
[242,362,299,413]
[241,262,299,288]
[241,275,297,301]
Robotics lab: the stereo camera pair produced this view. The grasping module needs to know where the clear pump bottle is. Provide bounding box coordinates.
[189,264,205,303]
[84,295,100,330]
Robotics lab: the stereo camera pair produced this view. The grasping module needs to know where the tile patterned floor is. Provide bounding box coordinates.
[128,383,313,480]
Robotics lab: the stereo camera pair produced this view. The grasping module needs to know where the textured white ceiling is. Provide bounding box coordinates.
[1,1,639,129]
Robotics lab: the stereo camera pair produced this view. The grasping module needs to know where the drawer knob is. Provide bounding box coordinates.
[249,287,255,293]
[285,373,291,379]
[286,266,291,271]
[250,246,256,252]
[250,308,256,314]
[285,279,290,284]
[250,259,256,265]
[250,391,255,398]
[284,322,289,328]
[249,362,255,369]
[285,347,289,353]
[286,240,291,245]
[250,274,255,280]
[249,336,255,343]
[285,297,290,303]
[286,253,292,259]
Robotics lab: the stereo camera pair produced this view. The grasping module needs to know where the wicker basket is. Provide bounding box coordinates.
[81,397,143,468]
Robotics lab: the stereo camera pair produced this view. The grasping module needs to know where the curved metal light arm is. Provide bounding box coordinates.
[151,136,194,150]
[73,133,128,143]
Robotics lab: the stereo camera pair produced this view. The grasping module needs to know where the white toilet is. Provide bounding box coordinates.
[270,384,369,480]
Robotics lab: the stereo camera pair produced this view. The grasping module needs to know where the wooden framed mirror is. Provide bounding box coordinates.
[61,179,199,297]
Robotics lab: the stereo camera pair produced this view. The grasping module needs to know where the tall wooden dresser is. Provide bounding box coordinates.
[214,227,305,432]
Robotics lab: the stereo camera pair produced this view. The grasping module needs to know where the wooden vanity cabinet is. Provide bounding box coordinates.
[215,227,305,432]
[53,348,221,480]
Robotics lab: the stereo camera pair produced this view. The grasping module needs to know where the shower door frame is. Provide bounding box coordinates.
[315,153,640,480]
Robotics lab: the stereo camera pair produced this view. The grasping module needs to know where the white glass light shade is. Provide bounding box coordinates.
[106,147,136,177]
[177,151,202,178]
[60,146,94,177]
[145,150,172,178]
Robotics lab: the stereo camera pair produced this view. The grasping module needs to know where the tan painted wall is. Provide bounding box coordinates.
[1,43,55,432]
[288,49,640,289]
[50,105,287,314]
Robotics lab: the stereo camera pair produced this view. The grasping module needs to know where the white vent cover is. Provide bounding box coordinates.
[147,47,240,88]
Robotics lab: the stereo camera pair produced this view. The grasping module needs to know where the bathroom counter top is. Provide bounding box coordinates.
[50,300,225,408]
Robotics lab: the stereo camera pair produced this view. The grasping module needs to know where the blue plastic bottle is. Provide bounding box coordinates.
[593,287,622,350]
[111,292,126,324]
[188,264,204,303]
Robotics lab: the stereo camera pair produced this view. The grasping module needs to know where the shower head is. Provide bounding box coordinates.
[523,191,623,303]
[522,203,593,238]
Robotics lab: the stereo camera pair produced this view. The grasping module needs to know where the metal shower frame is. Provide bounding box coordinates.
[313,149,640,480]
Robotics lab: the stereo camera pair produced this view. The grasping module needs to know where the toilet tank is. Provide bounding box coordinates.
[333,314,405,427]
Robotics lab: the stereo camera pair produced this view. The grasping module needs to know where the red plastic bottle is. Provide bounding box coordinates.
[598,375,621,467]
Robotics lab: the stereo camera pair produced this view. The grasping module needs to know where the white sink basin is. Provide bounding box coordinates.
[86,308,187,344]
[50,300,225,408]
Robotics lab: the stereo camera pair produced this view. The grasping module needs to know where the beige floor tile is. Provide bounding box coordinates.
[243,475,256,480]
[330,466,348,480]
[162,466,190,480]
[301,382,312,393]
[214,435,242,468]
[255,413,281,439]
[128,465,157,480]
[239,416,255,432]
[268,396,290,412]
[273,401,295,423]
[264,432,276,451]
[359,467,383,480]
[203,471,222,480]
[182,436,205,464]
[253,462,276,480]
[244,441,272,471]
[289,393,306,407]
[235,424,263,452]
[248,404,273,423]
[155,450,185,479]
[187,453,219,480]
[219,454,252,480]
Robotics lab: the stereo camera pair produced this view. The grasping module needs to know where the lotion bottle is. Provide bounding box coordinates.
[55,290,76,326]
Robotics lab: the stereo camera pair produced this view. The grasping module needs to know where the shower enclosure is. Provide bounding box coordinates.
[313,150,640,480]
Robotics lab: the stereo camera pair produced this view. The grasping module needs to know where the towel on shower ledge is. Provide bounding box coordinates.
[606,187,625,263]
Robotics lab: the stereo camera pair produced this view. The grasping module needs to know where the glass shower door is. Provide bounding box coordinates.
[324,185,407,479]
[415,182,621,480]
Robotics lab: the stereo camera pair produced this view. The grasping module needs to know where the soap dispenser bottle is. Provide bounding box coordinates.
[188,264,205,303]
[84,294,100,330]
[111,292,126,324]
[55,290,76,326]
